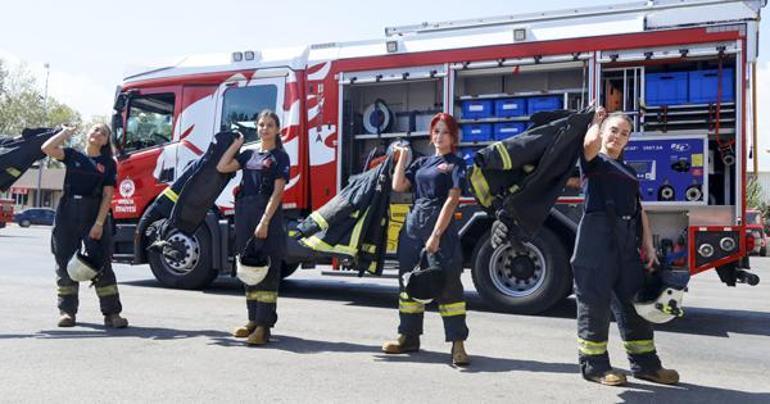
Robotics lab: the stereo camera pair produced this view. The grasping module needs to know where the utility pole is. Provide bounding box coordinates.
[35,63,50,207]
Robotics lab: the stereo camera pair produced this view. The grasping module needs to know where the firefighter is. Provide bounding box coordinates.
[217,110,290,346]
[41,124,128,328]
[382,112,470,366]
[571,107,679,386]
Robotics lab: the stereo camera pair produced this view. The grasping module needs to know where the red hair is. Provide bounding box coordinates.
[429,112,460,152]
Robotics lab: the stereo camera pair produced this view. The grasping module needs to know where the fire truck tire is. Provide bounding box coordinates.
[281,262,299,279]
[470,228,571,314]
[147,224,216,289]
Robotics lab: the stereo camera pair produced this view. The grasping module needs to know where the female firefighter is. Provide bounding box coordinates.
[571,107,679,386]
[41,124,128,328]
[217,109,290,346]
[383,112,470,366]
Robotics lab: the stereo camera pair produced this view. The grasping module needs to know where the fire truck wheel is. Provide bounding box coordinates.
[147,224,216,289]
[281,262,299,279]
[470,227,571,314]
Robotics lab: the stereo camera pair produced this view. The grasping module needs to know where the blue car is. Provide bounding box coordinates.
[14,208,56,227]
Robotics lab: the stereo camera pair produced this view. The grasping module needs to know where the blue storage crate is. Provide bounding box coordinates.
[460,99,494,119]
[645,72,689,106]
[527,96,563,114]
[689,68,735,104]
[493,122,527,140]
[495,98,527,117]
[461,123,493,142]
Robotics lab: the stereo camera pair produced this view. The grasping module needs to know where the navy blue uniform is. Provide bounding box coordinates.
[234,147,290,327]
[51,148,122,316]
[397,153,469,342]
[571,152,662,378]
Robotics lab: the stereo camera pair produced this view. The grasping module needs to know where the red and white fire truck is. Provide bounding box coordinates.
[109,0,765,313]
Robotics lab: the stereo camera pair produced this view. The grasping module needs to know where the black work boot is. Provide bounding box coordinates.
[382,334,420,354]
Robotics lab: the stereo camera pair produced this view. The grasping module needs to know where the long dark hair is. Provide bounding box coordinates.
[257,109,283,149]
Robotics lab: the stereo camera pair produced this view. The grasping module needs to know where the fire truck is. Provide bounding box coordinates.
[109,0,765,313]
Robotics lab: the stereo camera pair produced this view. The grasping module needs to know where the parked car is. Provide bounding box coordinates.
[13,208,56,227]
[746,209,767,256]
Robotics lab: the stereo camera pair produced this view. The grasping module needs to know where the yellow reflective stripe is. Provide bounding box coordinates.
[399,300,425,314]
[57,285,78,296]
[288,230,298,237]
[362,244,376,254]
[494,142,512,170]
[161,187,179,203]
[624,339,656,355]
[469,167,493,208]
[246,290,278,303]
[300,207,370,256]
[439,302,467,317]
[578,338,608,355]
[508,184,520,194]
[6,167,21,178]
[310,211,329,231]
[96,285,119,297]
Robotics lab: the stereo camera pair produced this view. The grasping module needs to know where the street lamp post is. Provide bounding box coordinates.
[35,63,50,207]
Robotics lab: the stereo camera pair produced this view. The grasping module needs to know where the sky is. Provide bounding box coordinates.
[2,0,770,169]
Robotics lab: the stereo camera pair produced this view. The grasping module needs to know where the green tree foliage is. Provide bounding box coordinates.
[0,60,81,136]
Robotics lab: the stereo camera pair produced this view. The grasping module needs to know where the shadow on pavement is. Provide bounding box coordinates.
[617,381,770,403]
[120,278,770,338]
[122,277,576,317]
[374,350,577,374]
[0,323,230,341]
[208,334,381,354]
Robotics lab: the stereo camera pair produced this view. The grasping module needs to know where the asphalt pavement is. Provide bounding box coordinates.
[0,224,769,403]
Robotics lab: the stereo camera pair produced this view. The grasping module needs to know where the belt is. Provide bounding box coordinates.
[65,194,100,200]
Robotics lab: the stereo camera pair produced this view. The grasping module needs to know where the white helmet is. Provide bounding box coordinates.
[633,287,685,324]
[236,242,270,286]
[66,242,102,282]
[633,270,689,324]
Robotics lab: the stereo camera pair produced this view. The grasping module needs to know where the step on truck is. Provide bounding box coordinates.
[109,0,765,313]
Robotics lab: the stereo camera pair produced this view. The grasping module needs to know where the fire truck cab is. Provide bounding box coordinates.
[110,0,765,313]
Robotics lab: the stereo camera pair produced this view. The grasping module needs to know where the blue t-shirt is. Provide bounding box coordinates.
[61,148,116,196]
[579,152,639,216]
[406,153,466,201]
[236,147,291,197]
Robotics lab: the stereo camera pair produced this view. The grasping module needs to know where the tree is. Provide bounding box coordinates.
[747,174,765,209]
[0,60,81,136]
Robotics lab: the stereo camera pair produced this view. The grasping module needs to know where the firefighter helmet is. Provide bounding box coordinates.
[633,269,690,324]
[66,239,103,282]
[402,249,445,304]
[236,239,270,286]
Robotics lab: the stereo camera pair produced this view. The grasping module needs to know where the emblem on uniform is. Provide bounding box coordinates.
[96,163,105,174]
[437,163,455,173]
[262,158,274,169]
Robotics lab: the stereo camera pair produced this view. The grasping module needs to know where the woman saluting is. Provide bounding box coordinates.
[41,124,128,328]
[217,110,290,346]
